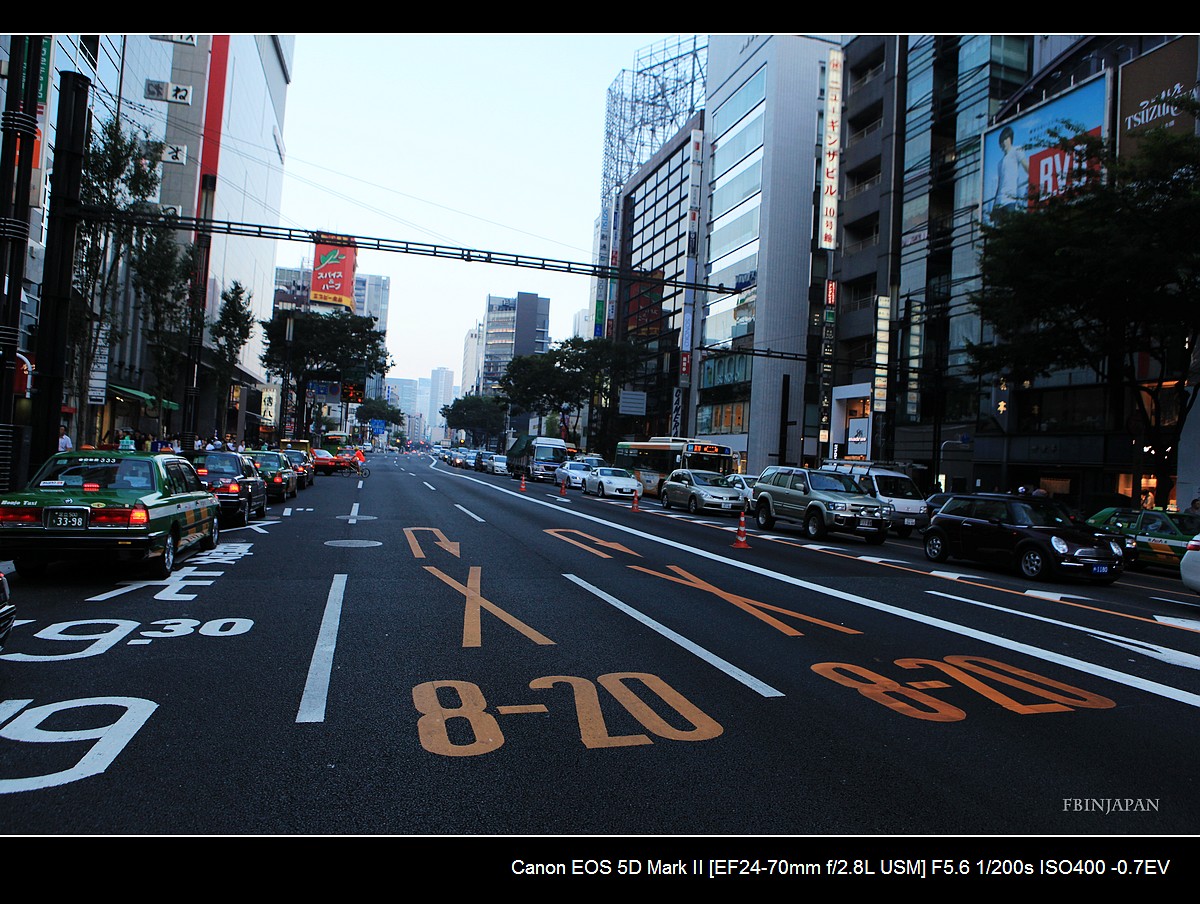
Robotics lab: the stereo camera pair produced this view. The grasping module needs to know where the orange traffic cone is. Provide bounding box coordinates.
[560,477,568,496]
[520,473,527,492]
[731,511,751,549]
[631,491,640,512]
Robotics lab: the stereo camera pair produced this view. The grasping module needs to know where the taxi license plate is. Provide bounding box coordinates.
[47,509,87,529]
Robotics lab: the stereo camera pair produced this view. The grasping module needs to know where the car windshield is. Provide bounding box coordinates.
[248,453,283,467]
[35,457,155,491]
[691,471,729,487]
[598,468,632,478]
[874,475,922,499]
[1009,500,1075,527]
[314,450,332,459]
[810,472,864,493]
[283,451,306,464]
[195,454,241,476]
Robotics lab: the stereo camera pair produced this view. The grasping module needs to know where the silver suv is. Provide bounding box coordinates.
[751,466,892,544]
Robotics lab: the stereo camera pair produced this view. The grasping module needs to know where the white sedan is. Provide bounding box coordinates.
[1181,534,1200,594]
[725,473,758,510]
[553,461,592,488]
[583,467,641,499]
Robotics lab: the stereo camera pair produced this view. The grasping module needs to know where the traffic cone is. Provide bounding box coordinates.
[560,476,568,496]
[631,491,640,512]
[520,473,527,492]
[731,511,751,549]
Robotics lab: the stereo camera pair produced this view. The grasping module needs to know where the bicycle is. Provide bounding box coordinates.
[338,460,370,478]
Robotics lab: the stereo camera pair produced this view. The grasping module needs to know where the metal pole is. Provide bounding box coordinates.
[181,173,216,452]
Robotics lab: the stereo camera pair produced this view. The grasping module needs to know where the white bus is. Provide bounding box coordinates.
[613,437,737,497]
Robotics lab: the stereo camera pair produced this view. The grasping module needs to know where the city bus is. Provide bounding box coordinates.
[613,437,737,497]
[320,432,354,454]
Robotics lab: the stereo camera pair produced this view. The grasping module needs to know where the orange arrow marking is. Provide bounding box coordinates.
[404,527,461,559]
[545,529,642,559]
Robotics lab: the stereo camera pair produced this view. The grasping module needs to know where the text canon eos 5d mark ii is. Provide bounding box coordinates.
[750,466,891,544]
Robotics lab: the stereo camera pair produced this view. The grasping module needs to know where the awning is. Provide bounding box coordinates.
[109,384,179,411]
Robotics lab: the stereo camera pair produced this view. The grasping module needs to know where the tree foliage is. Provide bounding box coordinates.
[260,309,392,439]
[70,117,166,442]
[210,280,257,437]
[130,228,192,431]
[441,394,507,447]
[354,397,405,427]
[970,110,1200,504]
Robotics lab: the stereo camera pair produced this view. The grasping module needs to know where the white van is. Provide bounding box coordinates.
[820,460,930,537]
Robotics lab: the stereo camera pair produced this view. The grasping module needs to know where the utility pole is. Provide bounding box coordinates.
[30,70,89,480]
[0,36,45,489]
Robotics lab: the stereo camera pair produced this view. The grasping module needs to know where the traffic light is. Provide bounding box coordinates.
[341,380,365,404]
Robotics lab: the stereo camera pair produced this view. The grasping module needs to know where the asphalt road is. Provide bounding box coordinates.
[2,453,1198,855]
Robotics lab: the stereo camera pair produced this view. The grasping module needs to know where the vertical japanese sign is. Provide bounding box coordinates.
[310,237,358,310]
[819,48,843,251]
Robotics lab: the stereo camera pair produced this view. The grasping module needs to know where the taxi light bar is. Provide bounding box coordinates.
[83,482,101,492]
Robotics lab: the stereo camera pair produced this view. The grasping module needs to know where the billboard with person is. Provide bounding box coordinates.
[981,74,1109,223]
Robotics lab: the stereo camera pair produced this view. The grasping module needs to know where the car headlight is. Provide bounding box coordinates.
[1109,540,1123,557]
[1051,535,1069,554]
[828,502,847,511]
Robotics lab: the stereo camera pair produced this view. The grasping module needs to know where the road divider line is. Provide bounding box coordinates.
[297,574,347,724]
[454,504,485,522]
[564,574,783,698]
[423,482,436,491]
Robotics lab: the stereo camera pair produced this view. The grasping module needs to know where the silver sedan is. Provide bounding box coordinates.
[660,469,744,515]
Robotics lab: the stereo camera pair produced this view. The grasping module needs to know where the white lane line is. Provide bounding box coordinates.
[282,507,292,516]
[454,504,485,522]
[927,590,1200,702]
[348,502,360,525]
[443,468,1200,709]
[423,482,436,491]
[565,574,783,698]
[297,573,347,723]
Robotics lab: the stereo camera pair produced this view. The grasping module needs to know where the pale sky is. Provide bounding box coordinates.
[275,33,673,386]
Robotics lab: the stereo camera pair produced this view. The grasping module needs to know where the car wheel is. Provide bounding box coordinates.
[1018,545,1048,580]
[924,532,949,562]
[236,499,250,526]
[755,501,775,530]
[151,532,177,579]
[896,525,913,538]
[201,514,219,550]
[803,511,827,540]
[598,484,606,498]
[256,498,267,519]
[13,557,47,579]
[687,496,700,515]
[864,530,887,546]
[661,491,671,509]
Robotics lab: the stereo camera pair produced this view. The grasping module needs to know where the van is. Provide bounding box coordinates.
[506,435,569,482]
[820,460,930,537]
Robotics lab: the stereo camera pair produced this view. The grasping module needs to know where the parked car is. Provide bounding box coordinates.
[0,573,14,651]
[281,448,316,488]
[194,450,267,525]
[725,474,758,511]
[0,450,220,579]
[751,466,891,543]
[661,469,744,516]
[246,451,298,500]
[821,461,930,537]
[473,451,495,472]
[576,455,609,470]
[488,455,508,475]
[1085,507,1200,570]
[925,493,1125,583]
[554,461,593,489]
[1180,534,1200,594]
[583,466,641,499]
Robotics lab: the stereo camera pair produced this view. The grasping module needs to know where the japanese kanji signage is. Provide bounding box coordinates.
[310,237,357,310]
[819,48,843,251]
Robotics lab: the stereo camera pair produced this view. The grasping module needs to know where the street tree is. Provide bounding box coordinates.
[441,394,507,448]
[970,114,1200,506]
[130,229,192,436]
[71,118,165,443]
[210,280,257,440]
[260,309,392,438]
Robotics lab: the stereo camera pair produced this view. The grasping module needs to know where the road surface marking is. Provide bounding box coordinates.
[296,574,347,723]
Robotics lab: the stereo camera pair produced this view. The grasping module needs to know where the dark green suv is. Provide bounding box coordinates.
[750,466,891,544]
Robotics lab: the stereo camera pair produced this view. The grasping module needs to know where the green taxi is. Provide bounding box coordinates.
[1085,507,1200,570]
[0,450,219,579]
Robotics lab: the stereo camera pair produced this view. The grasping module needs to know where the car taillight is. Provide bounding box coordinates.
[196,468,208,476]
[227,482,240,494]
[91,504,150,526]
[1188,539,1200,552]
[0,505,41,522]
[273,475,282,483]
[83,482,101,492]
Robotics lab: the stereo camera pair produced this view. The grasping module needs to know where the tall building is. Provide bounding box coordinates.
[479,292,550,396]
[462,322,483,397]
[0,34,291,471]
[429,367,455,441]
[695,34,840,475]
[354,273,390,399]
